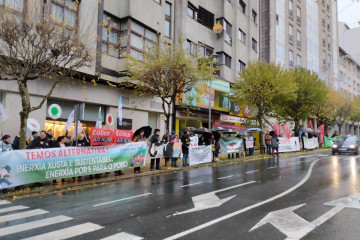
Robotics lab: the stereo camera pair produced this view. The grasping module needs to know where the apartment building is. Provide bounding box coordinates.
[259,0,338,88]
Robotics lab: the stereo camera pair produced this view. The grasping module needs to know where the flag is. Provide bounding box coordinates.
[318,124,325,144]
[65,109,75,130]
[0,102,8,123]
[73,120,84,138]
[118,96,122,126]
[95,107,102,129]
[273,121,280,136]
[308,120,314,130]
[282,124,291,139]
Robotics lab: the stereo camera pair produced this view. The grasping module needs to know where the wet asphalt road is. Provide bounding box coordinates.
[1,151,360,240]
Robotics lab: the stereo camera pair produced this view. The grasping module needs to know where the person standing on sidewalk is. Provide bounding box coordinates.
[133,130,147,173]
[0,135,13,152]
[149,129,161,171]
[265,131,271,155]
[181,131,190,166]
[170,134,181,167]
[271,134,280,159]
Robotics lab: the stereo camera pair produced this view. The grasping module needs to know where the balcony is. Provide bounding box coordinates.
[322,39,326,46]
[289,10,293,19]
[322,19,325,26]
[297,40,301,49]
[296,16,301,25]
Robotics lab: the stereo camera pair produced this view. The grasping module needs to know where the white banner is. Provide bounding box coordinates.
[189,145,212,166]
[246,136,254,148]
[278,137,300,152]
[304,137,318,149]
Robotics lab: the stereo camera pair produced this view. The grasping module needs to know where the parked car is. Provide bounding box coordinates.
[332,135,359,155]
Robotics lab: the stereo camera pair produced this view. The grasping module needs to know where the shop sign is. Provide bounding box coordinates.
[220,115,246,124]
[106,113,114,126]
[114,129,133,144]
[48,104,62,120]
[117,118,132,130]
[90,127,114,146]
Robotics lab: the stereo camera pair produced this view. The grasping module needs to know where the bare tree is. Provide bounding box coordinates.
[0,3,93,148]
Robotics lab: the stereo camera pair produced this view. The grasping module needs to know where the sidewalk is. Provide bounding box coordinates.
[0,148,330,200]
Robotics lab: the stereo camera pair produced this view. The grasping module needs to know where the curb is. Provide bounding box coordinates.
[1,148,330,200]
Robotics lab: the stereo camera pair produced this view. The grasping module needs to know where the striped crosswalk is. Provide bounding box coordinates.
[0,200,143,239]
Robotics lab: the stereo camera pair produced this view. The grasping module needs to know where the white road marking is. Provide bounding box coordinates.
[250,194,360,239]
[0,215,72,237]
[217,175,234,180]
[180,182,202,188]
[164,157,328,240]
[22,222,104,240]
[0,209,48,223]
[173,181,257,216]
[288,159,313,165]
[0,200,11,206]
[245,170,259,174]
[0,205,29,214]
[101,232,144,240]
[267,166,278,169]
[93,193,152,207]
[295,154,328,158]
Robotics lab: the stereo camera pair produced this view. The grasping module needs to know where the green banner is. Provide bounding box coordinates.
[324,136,338,147]
[0,142,146,188]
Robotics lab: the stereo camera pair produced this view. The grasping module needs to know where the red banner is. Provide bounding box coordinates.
[318,124,325,144]
[114,129,133,144]
[282,124,291,139]
[90,128,114,146]
[273,121,280,136]
[308,120,314,130]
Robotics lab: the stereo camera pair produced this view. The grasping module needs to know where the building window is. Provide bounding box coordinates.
[296,31,301,49]
[218,52,231,69]
[164,2,171,38]
[186,39,197,56]
[252,10,257,25]
[252,38,257,52]
[322,50,326,64]
[289,0,293,18]
[296,7,301,25]
[0,0,24,19]
[238,28,246,44]
[276,14,279,25]
[322,11,325,25]
[187,2,197,19]
[322,31,326,46]
[153,0,161,4]
[289,25,293,44]
[327,35,331,49]
[197,6,215,30]
[199,43,213,57]
[289,50,294,69]
[217,18,232,46]
[129,20,159,60]
[239,60,246,72]
[239,0,246,14]
[102,12,122,58]
[49,0,79,36]
[296,55,301,69]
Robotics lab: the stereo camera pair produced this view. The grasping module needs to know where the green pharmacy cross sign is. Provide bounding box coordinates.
[48,104,62,120]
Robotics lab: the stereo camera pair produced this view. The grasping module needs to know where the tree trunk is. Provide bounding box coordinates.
[338,123,342,135]
[18,81,31,149]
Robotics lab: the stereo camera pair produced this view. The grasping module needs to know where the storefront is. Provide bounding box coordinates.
[45,99,105,139]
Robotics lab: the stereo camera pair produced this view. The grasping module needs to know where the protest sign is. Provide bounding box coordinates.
[278,137,300,152]
[189,145,212,166]
[246,136,254,148]
[0,142,146,189]
[90,128,114,146]
[304,137,318,149]
[114,129,133,144]
[189,136,198,147]
[324,136,338,147]
[149,142,182,159]
[220,137,243,154]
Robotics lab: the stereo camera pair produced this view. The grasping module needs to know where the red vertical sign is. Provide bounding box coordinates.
[273,121,280,136]
[308,120,314,130]
[282,124,291,139]
[318,124,325,144]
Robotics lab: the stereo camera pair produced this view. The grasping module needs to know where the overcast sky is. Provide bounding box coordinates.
[337,0,360,28]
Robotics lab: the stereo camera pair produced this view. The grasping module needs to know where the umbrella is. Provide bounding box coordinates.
[212,131,221,141]
[303,127,313,133]
[247,127,262,132]
[133,126,152,139]
[27,118,41,132]
[194,128,206,133]
[236,130,248,136]
[211,127,226,132]
[223,129,236,134]
[180,127,196,134]
[313,129,320,133]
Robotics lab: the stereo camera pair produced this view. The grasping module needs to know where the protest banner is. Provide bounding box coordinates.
[189,145,212,166]
[90,127,114,146]
[149,142,182,159]
[245,136,254,148]
[220,137,243,154]
[282,124,291,139]
[324,136,338,147]
[273,121,280,136]
[278,137,300,152]
[318,124,325,144]
[0,142,146,189]
[114,129,133,144]
[304,137,318,149]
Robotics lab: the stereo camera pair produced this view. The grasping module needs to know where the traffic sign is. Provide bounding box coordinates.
[48,104,62,120]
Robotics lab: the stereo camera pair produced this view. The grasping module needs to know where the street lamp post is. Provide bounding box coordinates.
[208,53,218,129]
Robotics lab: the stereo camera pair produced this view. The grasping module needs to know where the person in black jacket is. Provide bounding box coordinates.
[181,131,190,166]
[149,129,161,170]
[73,133,90,147]
[28,131,49,149]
